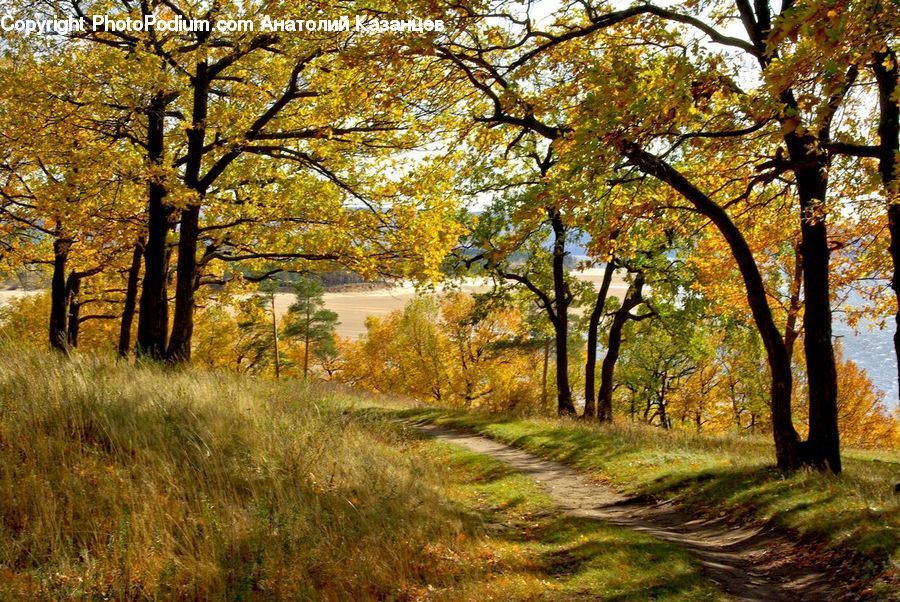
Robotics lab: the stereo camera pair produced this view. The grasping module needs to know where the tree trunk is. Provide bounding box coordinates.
[49,238,69,352]
[271,294,281,379]
[597,272,645,422]
[621,142,803,470]
[584,259,616,418]
[303,300,311,379]
[784,241,803,361]
[658,388,669,429]
[541,340,550,407]
[873,49,900,403]
[136,92,172,359]
[786,131,841,474]
[65,273,80,348]
[550,210,576,415]
[167,205,200,361]
[118,238,144,358]
[167,61,210,362]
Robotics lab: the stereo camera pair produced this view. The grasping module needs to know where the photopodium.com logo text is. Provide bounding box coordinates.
[0,14,446,36]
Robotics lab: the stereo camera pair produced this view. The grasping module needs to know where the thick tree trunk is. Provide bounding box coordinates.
[621,142,803,469]
[584,260,616,418]
[709,0,838,471]
[786,132,841,474]
[167,205,200,361]
[118,238,144,358]
[136,92,172,359]
[167,60,210,362]
[873,50,900,403]
[49,238,70,352]
[597,272,645,422]
[550,210,576,415]
[597,313,625,422]
[65,273,80,348]
[658,391,669,429]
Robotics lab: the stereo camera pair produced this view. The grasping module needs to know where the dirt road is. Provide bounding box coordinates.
[413,422,851,602]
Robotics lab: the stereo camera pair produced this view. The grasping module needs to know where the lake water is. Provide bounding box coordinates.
[834,320,898,405]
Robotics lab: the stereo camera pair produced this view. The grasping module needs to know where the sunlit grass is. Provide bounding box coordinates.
[384,406,900,580]
[1,349,894,599]
[0,350,476,600]
[413,439,727,601]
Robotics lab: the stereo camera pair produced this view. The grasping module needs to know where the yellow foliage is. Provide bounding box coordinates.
[339,293,546,411]
[0,293,49,347]
[834,349,900,450]
[0,292,118,354]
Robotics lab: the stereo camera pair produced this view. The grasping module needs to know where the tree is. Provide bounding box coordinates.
[258,279,282,379]
[0,44,145,353]
[799,9,900,401]
[618,309,705,429]
[20,0,463,362]
[581,210,680,421]
[429,0,856,471]
[582,259,617,419]
[457,138,594,416]
[832,345,900,449]
[596,268,654,422]
[283,278,338,380]
[234,296,278,375]
[338,292,545,411]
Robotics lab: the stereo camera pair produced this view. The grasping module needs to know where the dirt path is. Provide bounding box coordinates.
[414,422,850,602]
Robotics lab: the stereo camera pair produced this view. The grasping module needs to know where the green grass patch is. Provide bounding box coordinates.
[408,437,728,600]
[377,406,900,577]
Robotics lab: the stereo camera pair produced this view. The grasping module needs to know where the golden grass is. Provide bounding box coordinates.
[0,350,467,600]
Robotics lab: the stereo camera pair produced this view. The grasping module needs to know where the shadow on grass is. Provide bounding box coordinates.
[362,405,900,569]
[419,437,727,601]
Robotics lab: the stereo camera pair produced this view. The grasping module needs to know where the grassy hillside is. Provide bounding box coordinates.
[385,406,900,594]
[0,351,475,599]
[0,351,733,600]
[2,351,895,599]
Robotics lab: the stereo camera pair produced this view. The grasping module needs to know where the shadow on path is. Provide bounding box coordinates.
[413,422,849,602]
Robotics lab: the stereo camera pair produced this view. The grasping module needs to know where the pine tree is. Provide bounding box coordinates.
[283,278,339,380]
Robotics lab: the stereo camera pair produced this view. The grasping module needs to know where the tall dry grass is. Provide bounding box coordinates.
[0,350,463,600]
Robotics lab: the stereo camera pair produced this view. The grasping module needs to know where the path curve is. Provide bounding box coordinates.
[414,422,851,602]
